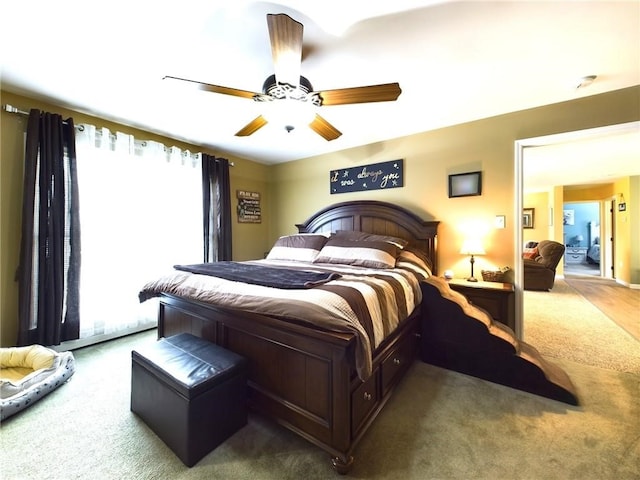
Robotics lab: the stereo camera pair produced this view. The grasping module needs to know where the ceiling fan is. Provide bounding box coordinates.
[164,13,402,141]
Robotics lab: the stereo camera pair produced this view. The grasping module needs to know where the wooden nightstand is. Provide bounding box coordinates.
[446,278,515,331]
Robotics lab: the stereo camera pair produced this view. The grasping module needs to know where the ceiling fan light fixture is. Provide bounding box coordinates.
[257,74,318,132]
[264,97,317,132]
[259,74,321,104]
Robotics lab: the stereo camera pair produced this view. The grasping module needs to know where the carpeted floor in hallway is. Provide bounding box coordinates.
[523,279,640,374]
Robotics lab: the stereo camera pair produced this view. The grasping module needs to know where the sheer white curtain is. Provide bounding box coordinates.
[74,125,203,340]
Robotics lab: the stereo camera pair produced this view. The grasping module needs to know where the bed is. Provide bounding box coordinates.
[587,242,600,264]
[139,200,439,473]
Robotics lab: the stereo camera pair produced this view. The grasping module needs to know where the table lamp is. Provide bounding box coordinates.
[460,238,485,282]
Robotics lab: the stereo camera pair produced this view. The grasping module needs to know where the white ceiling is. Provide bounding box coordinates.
[2,0,639,185]
[523,121,640,193]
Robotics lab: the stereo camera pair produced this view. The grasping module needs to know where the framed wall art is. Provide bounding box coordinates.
[448,171,482,198]
[523,208,535,229]
[563,209,575,225]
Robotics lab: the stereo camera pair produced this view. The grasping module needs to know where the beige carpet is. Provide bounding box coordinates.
[1,329,639,480]
[523,280,640,374]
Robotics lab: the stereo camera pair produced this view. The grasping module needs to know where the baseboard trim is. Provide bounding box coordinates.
[52,324,157,352]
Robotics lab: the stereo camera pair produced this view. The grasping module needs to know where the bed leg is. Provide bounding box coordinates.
[331,455,354,475]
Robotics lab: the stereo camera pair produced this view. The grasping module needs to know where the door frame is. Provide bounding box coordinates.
[562,200,604,277]
[513,121,638,339]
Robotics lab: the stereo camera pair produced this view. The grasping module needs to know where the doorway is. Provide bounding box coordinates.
[513,121,639,339]
[563,201,601,277]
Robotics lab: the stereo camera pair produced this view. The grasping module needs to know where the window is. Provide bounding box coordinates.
[74,125,203,341]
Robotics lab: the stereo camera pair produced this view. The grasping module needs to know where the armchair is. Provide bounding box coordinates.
[523,240,565,291]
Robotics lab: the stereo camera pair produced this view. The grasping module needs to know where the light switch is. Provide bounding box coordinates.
[495,215,506,229]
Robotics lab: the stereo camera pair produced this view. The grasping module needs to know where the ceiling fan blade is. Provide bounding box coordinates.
[163,75,259,99]
[235,115,268,137]
[315,83,402,106]
[309,114,342,141]
[266,13,303,88]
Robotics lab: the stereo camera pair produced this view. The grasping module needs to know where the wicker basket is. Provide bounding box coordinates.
[481,270,505,282]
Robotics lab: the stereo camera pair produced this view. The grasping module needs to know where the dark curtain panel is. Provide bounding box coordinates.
[17,109,80,346]
[202,154,232,262]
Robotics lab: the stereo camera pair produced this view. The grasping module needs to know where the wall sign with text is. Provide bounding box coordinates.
[237,190,261,223]
[330,159,403,194]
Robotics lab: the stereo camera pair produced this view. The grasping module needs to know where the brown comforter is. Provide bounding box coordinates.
[139,259,426,380]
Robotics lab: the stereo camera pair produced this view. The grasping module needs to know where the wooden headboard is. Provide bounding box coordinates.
[296,200,440,274]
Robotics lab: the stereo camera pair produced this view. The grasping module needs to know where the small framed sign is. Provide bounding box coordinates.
[237,190,261,223]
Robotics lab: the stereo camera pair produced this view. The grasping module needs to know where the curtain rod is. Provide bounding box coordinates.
[4,104,29,116]
[3,103,233,165]
[4,103,73,125]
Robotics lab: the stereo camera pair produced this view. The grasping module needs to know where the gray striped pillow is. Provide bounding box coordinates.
[313,237,399,269]
[266,234,329,262]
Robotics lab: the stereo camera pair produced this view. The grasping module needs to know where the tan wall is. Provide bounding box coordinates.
[1,91,270,346]
[269,123,515,277]
[269,86,640,282]
[522,192,550,245]
[630,175,640,284]
[551,186,565,276]
[228,159,272,261]
[613,177,632,283]
[564,184,616,202]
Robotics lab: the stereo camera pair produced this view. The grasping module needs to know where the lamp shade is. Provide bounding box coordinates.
[460,238,485,256]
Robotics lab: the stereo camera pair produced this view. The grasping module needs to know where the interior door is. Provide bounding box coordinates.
[610,199,616,279]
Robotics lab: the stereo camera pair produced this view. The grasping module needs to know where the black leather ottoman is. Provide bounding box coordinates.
[131,333,247,467]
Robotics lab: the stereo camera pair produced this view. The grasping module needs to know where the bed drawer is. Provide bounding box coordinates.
[381,331,417,396]
[351,373,379,436]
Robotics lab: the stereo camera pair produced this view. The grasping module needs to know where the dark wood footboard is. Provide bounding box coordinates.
[158,293,420,473]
